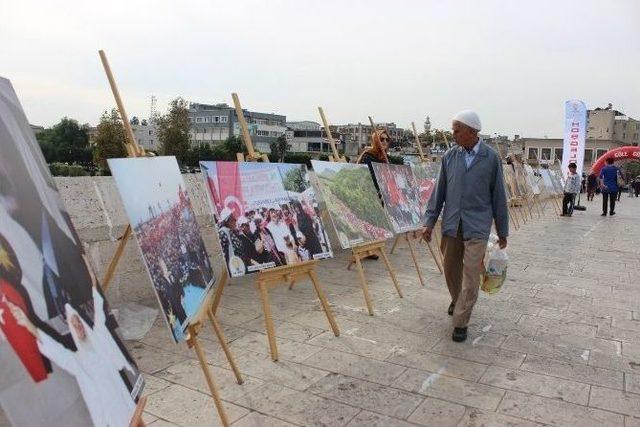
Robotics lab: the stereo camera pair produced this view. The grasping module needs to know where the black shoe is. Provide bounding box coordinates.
[610,212,616,216]
[601,212,607,216]
[452,327,467,342]
[448,302,455,316]
[366,254,379,260]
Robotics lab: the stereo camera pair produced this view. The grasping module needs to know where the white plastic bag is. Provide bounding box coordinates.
[481,234,508,294]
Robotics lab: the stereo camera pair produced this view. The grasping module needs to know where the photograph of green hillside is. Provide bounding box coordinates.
[311,161,393,249]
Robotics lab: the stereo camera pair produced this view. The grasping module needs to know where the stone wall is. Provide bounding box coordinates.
[54,174,225,307]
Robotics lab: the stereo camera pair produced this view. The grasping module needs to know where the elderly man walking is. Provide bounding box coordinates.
[423,110,509,342]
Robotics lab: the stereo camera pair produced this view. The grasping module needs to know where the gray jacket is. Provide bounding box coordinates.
[425,141,509,241]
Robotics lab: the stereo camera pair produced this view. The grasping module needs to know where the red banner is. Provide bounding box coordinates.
[591,146,640,176]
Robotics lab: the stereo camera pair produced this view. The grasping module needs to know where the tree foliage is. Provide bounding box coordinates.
[282,167,306,193]
[157,97,190,164]
[36,117,92,165]
[269,135,290,163]
[93,109,127,174]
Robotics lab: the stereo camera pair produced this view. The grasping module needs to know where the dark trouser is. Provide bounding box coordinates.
[602,192,616,214]
[617,190,622,201]
[562,192,575,215]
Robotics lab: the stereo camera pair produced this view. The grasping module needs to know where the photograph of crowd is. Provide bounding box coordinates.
[523,164,541,195]
[0,78,144,427]
[200,161,332,278]
[311,161,393,249]
[539,168,559,196]
[410,162,440,217]
[371,163,424,233]
[109,157,215,343]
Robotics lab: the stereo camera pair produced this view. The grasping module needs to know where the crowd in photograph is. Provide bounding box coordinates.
[217,198,331,276]
[135,186,212,333]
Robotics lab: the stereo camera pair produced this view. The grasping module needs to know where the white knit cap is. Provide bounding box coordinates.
[452,109,482,131]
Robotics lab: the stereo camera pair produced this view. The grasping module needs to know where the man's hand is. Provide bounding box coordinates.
[498,237,507,249]
[422,226,433,243]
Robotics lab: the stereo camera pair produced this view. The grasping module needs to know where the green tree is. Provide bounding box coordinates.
[36,117,92,165]
[157,97,190,164]
[282,167,306,193]
[269,135,289,162]
[624,161,640,180]
[130,116,140,125]
[93,109,127,174]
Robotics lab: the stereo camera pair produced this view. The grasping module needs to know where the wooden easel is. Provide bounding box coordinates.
[209,94,340,362]
[98,50,241,427]
[316,117,403,315]
[348,239,403,316]
[318,107,347,162]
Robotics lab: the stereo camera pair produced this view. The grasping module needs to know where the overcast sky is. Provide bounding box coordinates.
[1,0,638,138]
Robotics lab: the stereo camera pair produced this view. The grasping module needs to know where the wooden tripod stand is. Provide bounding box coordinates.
[98,50,241,427]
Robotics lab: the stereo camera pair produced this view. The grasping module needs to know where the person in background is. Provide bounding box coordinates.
[586,171,598,201]
[599,157,620,216]
[634,176,640,197]
[616,169,625,202]
[356,129,391,260]
[423,110,508,343]
[561,163,580,216]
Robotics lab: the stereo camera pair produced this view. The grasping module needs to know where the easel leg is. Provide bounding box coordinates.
[207,309,243,385]
[379,248,403,298]
[405,234,425,286]
[257,281,278,361]
[129,396,147,427]
[425,240,444,274]
[102,225,132,291]
[210,273,228,316]
[307,270,340,336]
[354,256,374,316]
[188,326,230,427]
[389,235,401,254]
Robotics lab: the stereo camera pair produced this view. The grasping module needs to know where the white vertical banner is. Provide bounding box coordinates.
[561,99,587,179]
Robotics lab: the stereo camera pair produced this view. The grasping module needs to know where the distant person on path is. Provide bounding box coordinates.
[423,110,509,343]
[634,176,640,197]
[586,172,597,201]
[599,157,619,216]
[561,163,580,216]
[356,129,390,260]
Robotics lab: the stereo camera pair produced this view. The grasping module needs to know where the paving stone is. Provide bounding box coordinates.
[303,348,407,385]
[234,383,360,426]
[155,359,264,401]
[456,408,544,427]
[392,368,505,410]
[479,365,590,405]
[589,386,640,417]
[230,350,329,391]
[627,373,640,394]
[432,339,526,369]
[521,354,623,389]
[626,416,640,427]
[501,334,591,364]
[229,331,323,363]
[128,342,190,374]
[518,314,598,337]
[308,373,423,418]
[145,384,249,426]
[386,350,489,382]
[231,411,297,427]
[239,317,326,342]
[406,397,466,426]
[498,390,624,426]
[143,374,174,396]
[345,410,417,427]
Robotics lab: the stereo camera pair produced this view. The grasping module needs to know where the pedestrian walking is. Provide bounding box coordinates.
[599,157,620,216]
[423,110,509,343]
[586,172,597,201]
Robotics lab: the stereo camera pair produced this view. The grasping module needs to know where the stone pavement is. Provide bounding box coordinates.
[134,196,640,426]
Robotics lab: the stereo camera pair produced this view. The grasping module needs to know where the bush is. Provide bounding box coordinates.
[388,154,404,165]
[49,162,89,177]
[283,152,312,168]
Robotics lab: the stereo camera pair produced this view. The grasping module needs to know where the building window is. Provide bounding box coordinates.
[220,116,228,123]
[553,148,563,161]
[256,130,269,137]
[541,148,552,161]
[204,116,211,123]
[195,117,204,123]
[213,116,219,123]
[527,147,538,160]
[596,149,608,160]
[622,133,626,139]
[584,149,593,162]
[634,133,638,140]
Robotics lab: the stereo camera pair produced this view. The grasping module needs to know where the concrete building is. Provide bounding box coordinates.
[132,121,159,151]
[520,105,639,170]
[285,121,345,154]
[325,122,405,156]
[188,102,286,153]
